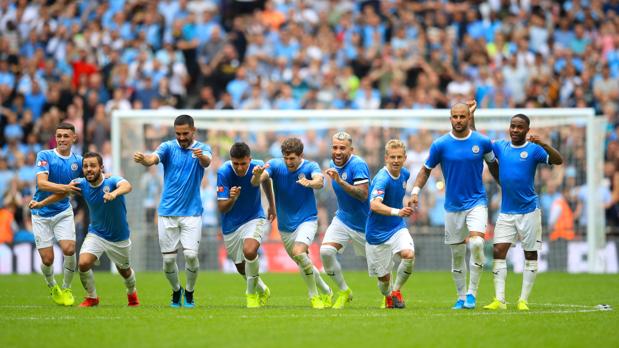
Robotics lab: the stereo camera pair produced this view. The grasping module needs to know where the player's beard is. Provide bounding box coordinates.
[86,171,102,184]
[332,153,350,166]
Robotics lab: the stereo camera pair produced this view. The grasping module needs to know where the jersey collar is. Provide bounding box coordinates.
[176,140,198,149]
[53,148,71,159]
[449,130,472,141]
[232,163,250,177]
[509,141,529,149]
[88,177,105,188]
[384,166,401,179]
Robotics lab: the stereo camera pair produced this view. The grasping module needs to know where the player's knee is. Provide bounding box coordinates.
[243,245,258,260]
[524,250,538,261]
[78,259,92,273]
[61,243,76,256]
[399,249,415,260]
[320,245,337,258]
[162,253,177,270]
[41,254,54,266]
[183,250,199,268]
[469,236,484,251]
[116,266,132,278]
[291,245,307,257]
[493,244,509,259]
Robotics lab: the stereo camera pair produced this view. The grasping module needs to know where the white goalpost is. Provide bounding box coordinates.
[112,108,609,273]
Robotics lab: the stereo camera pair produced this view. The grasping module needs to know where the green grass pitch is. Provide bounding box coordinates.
[1,271,617,348]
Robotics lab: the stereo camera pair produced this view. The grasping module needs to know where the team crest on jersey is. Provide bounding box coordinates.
[298,173,306,180]
[191,152,197,158]
[341,172,348,180]
[71,163,78,171]
[520,151,528,159]
[471,145,480,154]
[103,186,110,193]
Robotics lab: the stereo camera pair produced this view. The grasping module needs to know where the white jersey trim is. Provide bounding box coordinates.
[449,130,472,141]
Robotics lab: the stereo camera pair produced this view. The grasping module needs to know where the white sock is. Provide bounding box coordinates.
[378,279,391,296]
[394,258,415,291]
[79,270,97,298]
[256,277,267,294]
[245,256,260,295]
[320,245,348,291]
[41,263,56,287]
[62,254,76,289]
[123,269,136,294]
[467,236,485,296]
[492,259,507,302]
[292,254,318,297]
[520,260,538,302]
[313,266,332,295]
[184,251,199,292]
[162,254,180,291]
[450,243,467,300]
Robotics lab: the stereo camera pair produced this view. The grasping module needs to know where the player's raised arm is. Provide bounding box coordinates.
[133,152,160,167]
[104,179,132,203]
[325,168,369,202]
[467,99,477,131]
[528,134,563,165]
[250,163,270,186]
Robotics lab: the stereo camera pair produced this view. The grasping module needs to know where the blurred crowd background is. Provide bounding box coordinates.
[1,0,619,249]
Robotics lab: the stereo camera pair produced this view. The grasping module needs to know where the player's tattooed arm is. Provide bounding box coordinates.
[217,186,241,213]
[261,180,277,221]
[36,173,81,194]
[251,164,270,186]
[528,134,563,165]
[104,180,132,203]
[409,166,432,210]
[325,168,368,201]
[133,152,159,166]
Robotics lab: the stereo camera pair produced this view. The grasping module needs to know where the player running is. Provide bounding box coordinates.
[217,142,276,308]
[321,132,370,309]
[31,152,139,307]
[134,114,212,308]
[366,139,415,309]
[31,122,82,306]
[251,137,332,309]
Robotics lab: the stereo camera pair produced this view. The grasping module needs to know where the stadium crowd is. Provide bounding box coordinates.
[1,0,619,247]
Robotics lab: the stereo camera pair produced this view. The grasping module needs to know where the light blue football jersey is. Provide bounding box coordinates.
[155,140,212,216]
[329,155,370,232]
[425,131,494,212]
[365,167,410,245]
[32,149,82,217]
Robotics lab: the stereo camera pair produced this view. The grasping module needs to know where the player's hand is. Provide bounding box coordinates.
[324,168,342,183]
[528,134,543,145]
[267,206,276,222]
[133,152,146,164]
[229,186,241,200]
[29,200,43,209]
[62,181,81,194]
[252,163,269,176]
[399,207,414,217]
[467,100,477,115]
[409,194,419,211]
[192,147,205,159]
[103,191,117,203]
[296,177,312,187]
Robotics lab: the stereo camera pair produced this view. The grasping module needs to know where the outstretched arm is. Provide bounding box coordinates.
[297,173,324,189]
[410,166,432,210]
[262,180,277,221]
[36,173,81,195]
[370,197,413,217]
[133,152,160,167]
[104,180,132,203]
[250,164,270,186]
[529,135,563,165]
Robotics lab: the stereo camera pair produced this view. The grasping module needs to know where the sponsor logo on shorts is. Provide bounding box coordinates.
[71,163,78,171]
[471,145,480,154]
[520,151,528,159]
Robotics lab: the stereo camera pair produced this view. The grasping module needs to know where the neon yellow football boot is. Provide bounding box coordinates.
[62,288,75,306]
[310,295,325,309]
[517,299,530,311]
[332,288,353,309]
[259,286,271,306]
[50,284,64,305]
[246,293,261,309]
[483,298,507,310]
